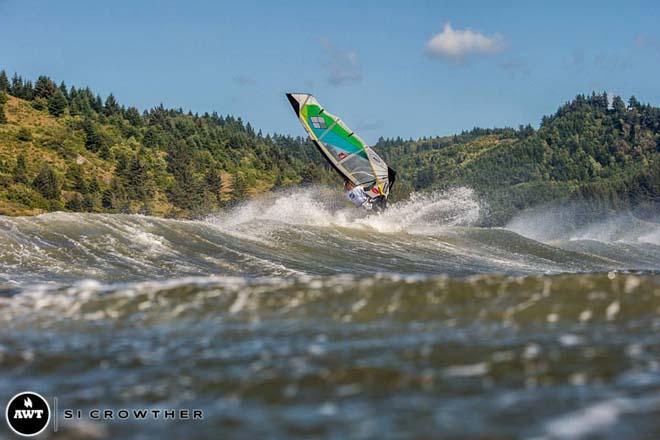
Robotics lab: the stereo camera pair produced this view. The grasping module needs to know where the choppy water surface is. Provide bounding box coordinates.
[1,188,659,439]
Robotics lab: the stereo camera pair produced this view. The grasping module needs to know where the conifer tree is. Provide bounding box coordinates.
[21,80,35,100]
[204,168,223,201]
[611,96,626,114]
[34,75,56,100]
[232,173,247,200]
[0,92,7,124]
[33,164,60,200]
[13,154,29,184]
[48,89,68,116]
[125,106,142,126]
[0,71,9,92]
[167,141,199,209]
[127,155,153,200]
[59,81,68,101]
[82,118,108,156]
[104,93,120,116]
[93,94,103,113]
[10,73,22,96]
[88,177,101,194]
[102,178,127,210]
[67,164,88,193]
[628,96,640,110]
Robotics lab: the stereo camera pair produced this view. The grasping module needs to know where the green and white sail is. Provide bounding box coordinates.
[286,93,396,199]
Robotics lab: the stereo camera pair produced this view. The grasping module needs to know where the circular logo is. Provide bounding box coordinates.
[5,392,50,437]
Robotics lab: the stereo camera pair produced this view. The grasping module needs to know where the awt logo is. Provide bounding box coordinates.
[5,392,50,436]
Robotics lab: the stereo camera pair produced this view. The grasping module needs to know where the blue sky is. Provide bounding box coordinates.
[1,0,659,143]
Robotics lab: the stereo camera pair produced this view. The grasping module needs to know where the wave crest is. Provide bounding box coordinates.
[207,186,482,235]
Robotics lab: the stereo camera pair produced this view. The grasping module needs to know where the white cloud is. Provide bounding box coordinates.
[320,38,362,86]
[426,22,504,61]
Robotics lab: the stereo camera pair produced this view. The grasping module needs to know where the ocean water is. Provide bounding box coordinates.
[0,187,659,439]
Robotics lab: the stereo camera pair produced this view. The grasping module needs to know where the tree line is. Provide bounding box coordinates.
[377,92,659,224]
[0,71,657,224]
[0,70,336,216]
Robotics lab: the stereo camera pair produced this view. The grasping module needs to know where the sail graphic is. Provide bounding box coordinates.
[286,93,396,198]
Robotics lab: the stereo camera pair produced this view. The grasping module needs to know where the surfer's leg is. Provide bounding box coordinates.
[371,196,387,212]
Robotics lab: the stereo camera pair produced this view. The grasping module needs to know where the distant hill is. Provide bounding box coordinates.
[0,71,336,217]
[0,72,657,224]
[379,93,659,225]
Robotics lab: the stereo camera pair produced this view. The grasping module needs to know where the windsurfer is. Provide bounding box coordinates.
[345,180,388,211]
[345,180,368,207]
[285,93,396,213]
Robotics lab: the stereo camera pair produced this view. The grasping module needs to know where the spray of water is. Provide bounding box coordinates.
[506,204,660,245]
[206,186,482,236]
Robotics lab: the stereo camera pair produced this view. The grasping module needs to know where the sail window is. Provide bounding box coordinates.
[310,116,326,129]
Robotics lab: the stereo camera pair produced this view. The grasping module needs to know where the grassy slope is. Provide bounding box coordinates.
[0,96,275,216]
[0,95,109,215]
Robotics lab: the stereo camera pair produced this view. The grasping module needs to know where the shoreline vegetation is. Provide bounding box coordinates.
[0,71,657,224]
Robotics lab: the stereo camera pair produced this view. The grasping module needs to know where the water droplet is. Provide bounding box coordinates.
[606,301,620,320]
[579,310,592,322]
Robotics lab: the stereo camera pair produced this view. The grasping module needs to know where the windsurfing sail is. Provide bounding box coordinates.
[286,93,396,199]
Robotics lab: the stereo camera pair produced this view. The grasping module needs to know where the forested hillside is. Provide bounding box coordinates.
[0,72,657,224]
[0,71,336,216]
[379,93,659,225]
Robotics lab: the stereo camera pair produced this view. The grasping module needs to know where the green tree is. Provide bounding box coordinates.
[10,73,23,96]
[13,154,29,184]
[58,81,68,101]
[142,127,161,148]
[102,178,127,211]
[127,155,154,200]
[204,168,223,203]
[82,118,109,157]
[48,89,68,116]
[66,164,88,193]
[34,75,56,100]
[611,96,626,114]
[0,70,9,92]
[88,177,101,195]
[232,173,247,200]
[21,80,34,100]
[167,143,203,209]
[628,96,640,110]
[125,107,142,126]
[0,97,6,124]
[33,164,60,200]
[104,93,120,116]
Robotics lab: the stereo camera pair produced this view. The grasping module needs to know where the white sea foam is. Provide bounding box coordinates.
[206,186,481,236]
[507,206,660,245]
[535,394,660,440]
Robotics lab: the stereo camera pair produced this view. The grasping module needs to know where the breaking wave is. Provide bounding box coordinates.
[0,187,658,287]
[208,186,481,234]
